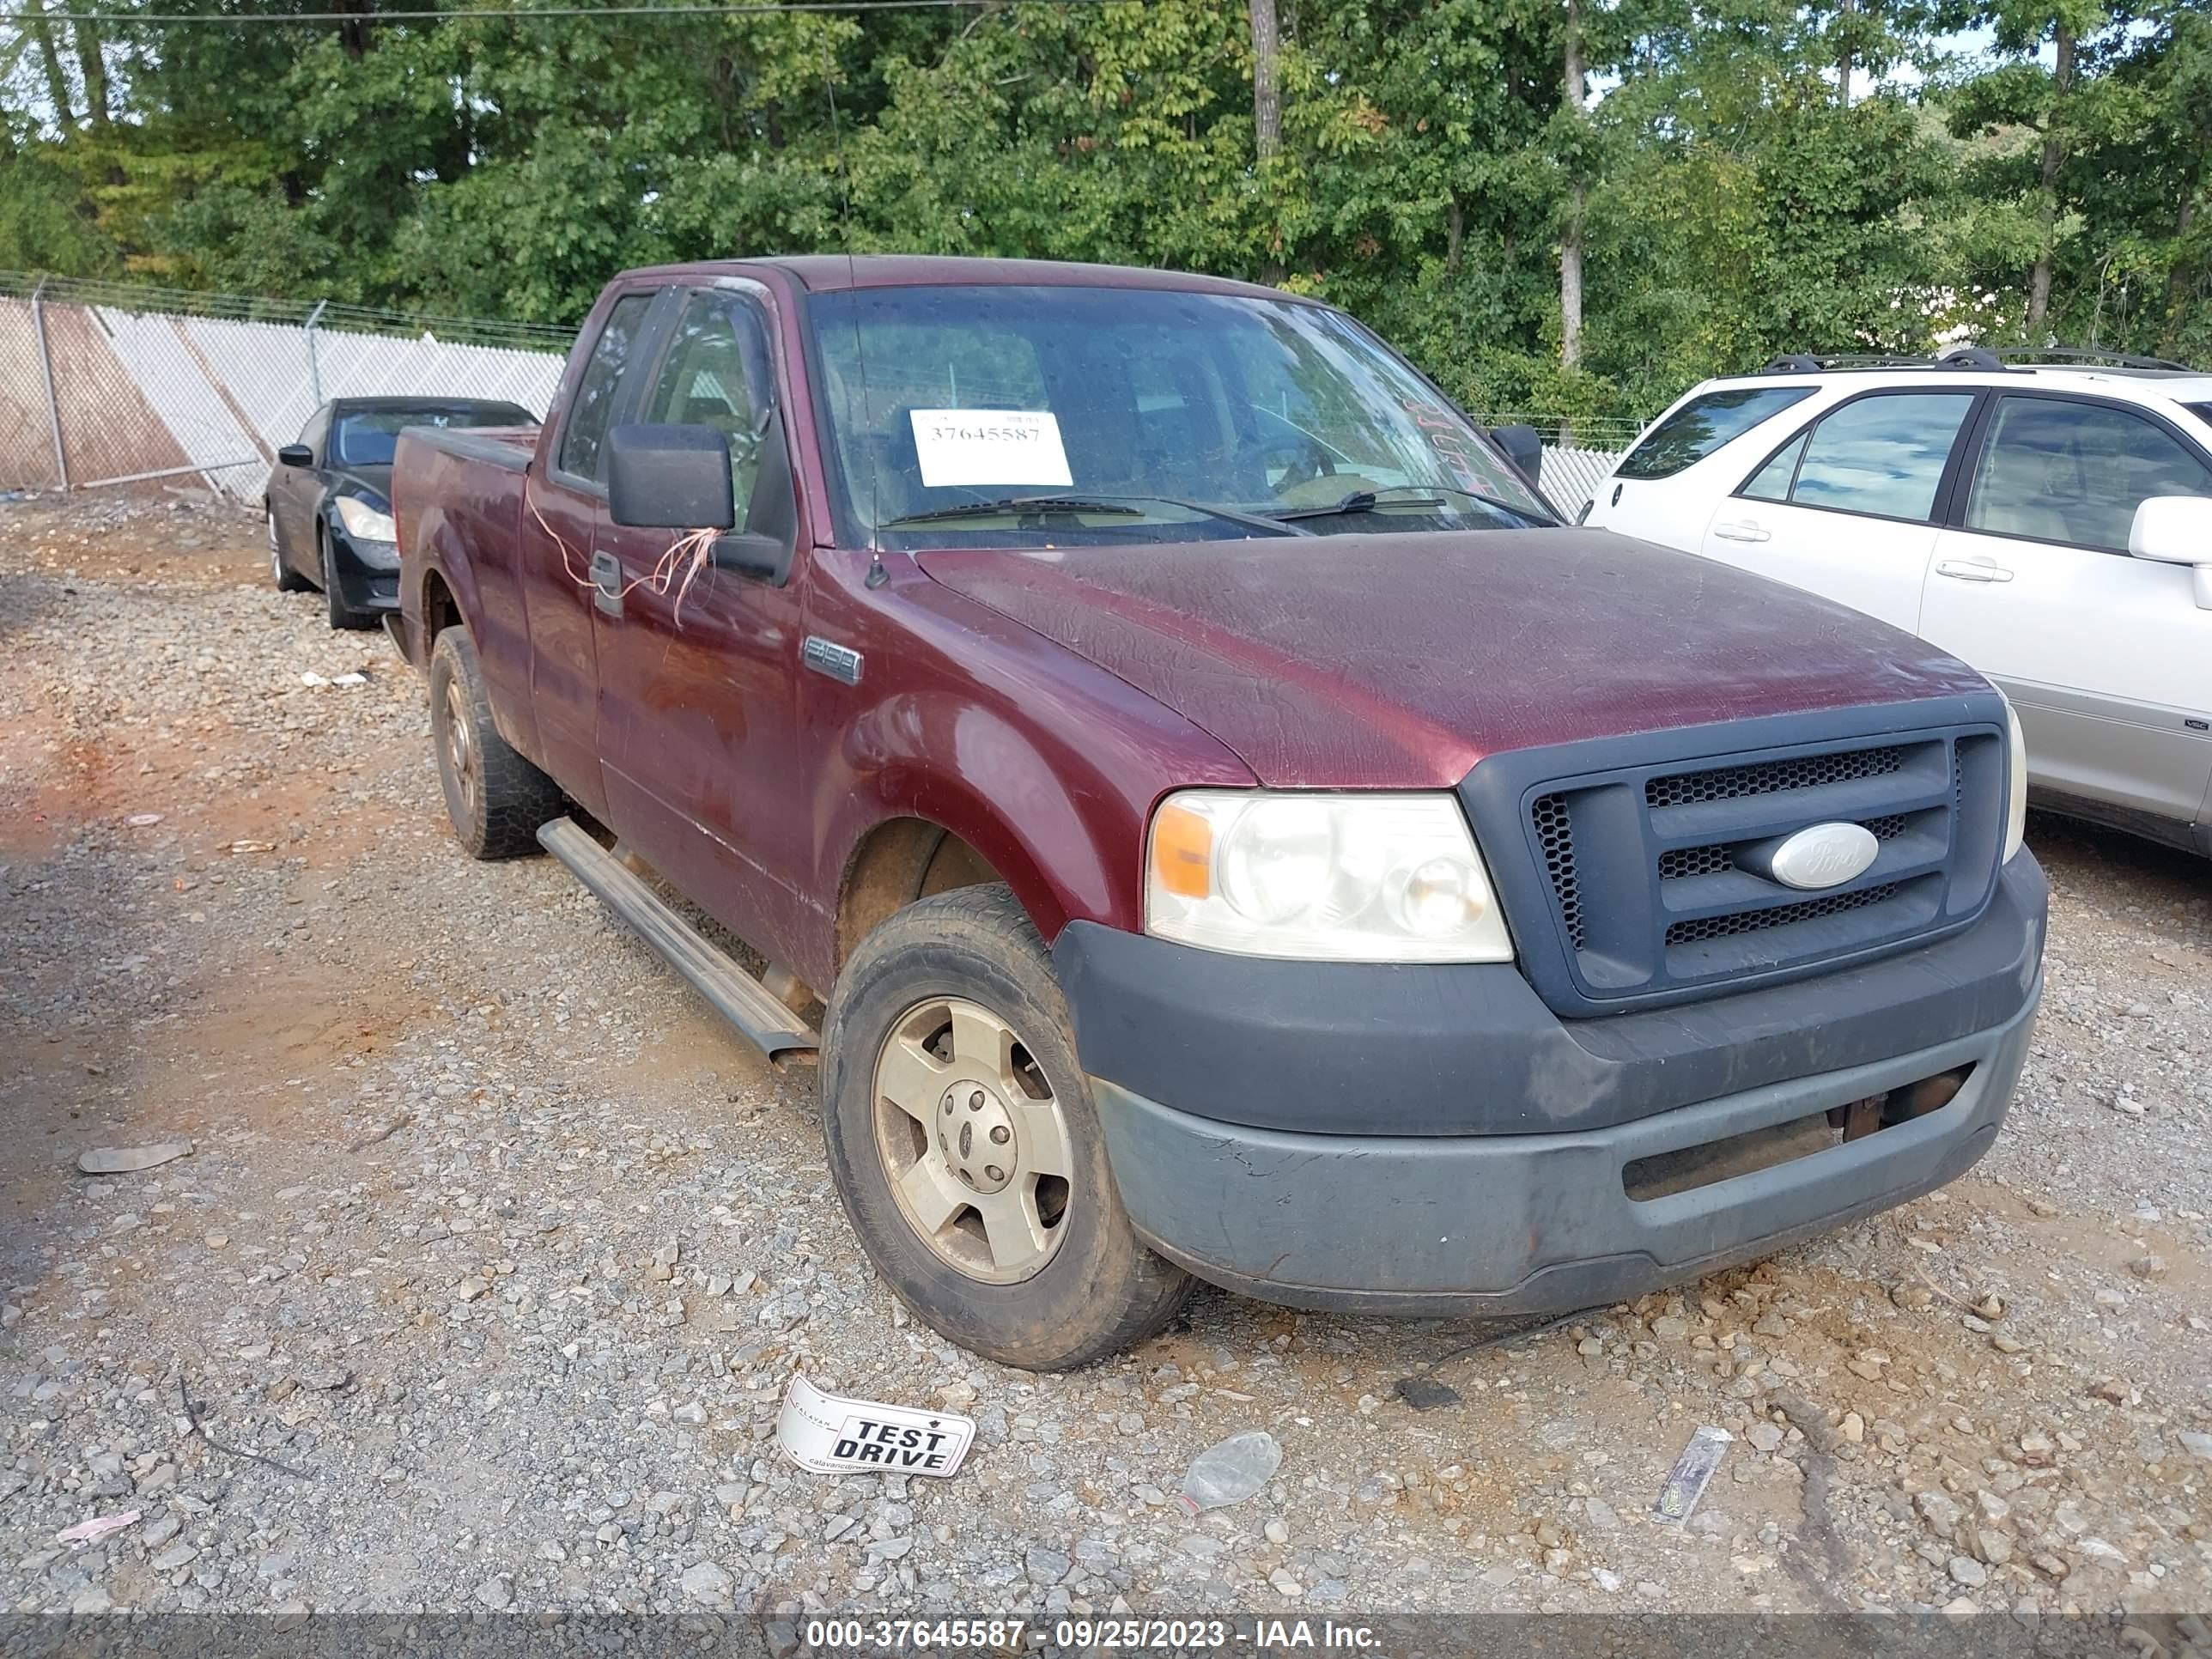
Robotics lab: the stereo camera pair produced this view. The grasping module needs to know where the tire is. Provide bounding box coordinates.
[269,507,311,592]
[321,529,374,630]
[820,884,1194,1370]
[428,626,563,860]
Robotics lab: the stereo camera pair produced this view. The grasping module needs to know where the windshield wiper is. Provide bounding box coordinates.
[1275,489,1445,522]
[878,494,1306,538]
[1277,483,1553,527]
[878,495,1145,527]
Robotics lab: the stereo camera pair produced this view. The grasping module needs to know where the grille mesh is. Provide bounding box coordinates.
[1657,842,1735,880]
[1667,882,1901,945]
[1530,793,1584,951]
[1646,745,1905,808]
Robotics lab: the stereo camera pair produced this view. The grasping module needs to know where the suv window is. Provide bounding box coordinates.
[1966,397,2212,553]
[558,292,656,483]
[1616,386,1814,481]
[1783,392,1973,521]
[642,290,777,522]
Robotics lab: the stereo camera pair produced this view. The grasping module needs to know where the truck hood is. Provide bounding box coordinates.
[915,530,1990,787]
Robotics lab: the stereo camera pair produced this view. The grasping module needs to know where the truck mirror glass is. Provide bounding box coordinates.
[606,423,737,530]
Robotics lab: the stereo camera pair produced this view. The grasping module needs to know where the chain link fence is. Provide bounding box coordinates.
[0,272,1638,513]
[0,273,572,498]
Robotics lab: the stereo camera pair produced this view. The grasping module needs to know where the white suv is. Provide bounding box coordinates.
[1585,349,2212,858]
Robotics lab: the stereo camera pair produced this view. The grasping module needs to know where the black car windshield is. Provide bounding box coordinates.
[808,285,1552,547]
[331,405,530,467]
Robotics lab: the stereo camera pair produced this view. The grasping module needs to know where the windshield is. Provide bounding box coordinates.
[332,404,531,468]
[808,284,1552,547]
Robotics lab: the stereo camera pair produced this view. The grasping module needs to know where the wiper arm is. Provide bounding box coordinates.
[878,493,1309,538]
[1275,489,1445,522]
[1278,483,1553,527]
[878,495,1146,527]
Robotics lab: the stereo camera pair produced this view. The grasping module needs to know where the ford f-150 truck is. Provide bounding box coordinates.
[392,257,2046,1370]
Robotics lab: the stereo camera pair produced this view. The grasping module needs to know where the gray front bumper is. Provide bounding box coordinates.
[1095,976,2039,1316]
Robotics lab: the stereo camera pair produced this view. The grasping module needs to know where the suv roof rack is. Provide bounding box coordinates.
[1759,345,2194,375]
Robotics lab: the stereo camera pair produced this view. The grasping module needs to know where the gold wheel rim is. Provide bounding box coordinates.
[872,996,1074,1284]
[441,678,478,821]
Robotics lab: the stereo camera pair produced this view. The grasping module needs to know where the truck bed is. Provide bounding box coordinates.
[392,424,540,732]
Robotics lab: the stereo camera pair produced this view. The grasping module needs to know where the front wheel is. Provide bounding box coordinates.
[820,884,1194,1370]
[321,530,375,630]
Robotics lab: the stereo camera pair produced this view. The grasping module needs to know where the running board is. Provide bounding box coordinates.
[537,817,819,1059]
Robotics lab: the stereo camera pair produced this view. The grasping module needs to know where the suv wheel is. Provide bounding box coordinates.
[428,626,563,859]
[820,884,1194,1370]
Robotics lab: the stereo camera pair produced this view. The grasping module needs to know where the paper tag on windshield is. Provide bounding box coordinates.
[909,410,1073,490]
[777,1372,976,1479]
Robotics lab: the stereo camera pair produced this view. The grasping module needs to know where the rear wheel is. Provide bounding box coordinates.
[428,626,563,860]
[268,507,310,592]
[821,884,1194,1370]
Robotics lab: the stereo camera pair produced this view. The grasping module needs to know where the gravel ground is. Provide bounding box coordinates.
[2,495,2209,1628]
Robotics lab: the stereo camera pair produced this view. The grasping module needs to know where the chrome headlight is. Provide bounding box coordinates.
[334,496,396,543]
[1144,790,1515,963]
[1998,690,2027,862]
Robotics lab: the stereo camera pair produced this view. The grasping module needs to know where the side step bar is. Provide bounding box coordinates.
[538,817,819,1059]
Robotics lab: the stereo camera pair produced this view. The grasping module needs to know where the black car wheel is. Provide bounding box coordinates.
[320,526,374,630]
[269,507,310,592]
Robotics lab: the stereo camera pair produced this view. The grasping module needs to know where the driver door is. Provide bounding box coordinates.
[591,283,812,957]
[270,408,328,562]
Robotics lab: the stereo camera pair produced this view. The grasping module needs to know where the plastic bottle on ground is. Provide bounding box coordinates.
[1176,1430,1282,1516]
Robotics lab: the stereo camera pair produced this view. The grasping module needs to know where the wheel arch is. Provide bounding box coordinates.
[833,805,1064,981]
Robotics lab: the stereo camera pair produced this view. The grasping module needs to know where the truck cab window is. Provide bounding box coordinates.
[642,291,775,522]
[558,292,656,483]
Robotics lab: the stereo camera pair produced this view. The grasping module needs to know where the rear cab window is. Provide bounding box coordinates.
[1615,386,1814,480]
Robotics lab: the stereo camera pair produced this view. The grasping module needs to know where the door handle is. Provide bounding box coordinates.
[1712,520,1771,543]
[589,550,624,617]
[1934,556,2014,584]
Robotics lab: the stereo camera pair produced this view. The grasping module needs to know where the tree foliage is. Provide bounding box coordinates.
[3,0,2205,421]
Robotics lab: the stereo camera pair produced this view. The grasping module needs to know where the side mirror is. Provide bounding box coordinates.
[2129,495,2212,610]
[277,444,313,468]
[605,423,736,531]
[1490,423,1545,488]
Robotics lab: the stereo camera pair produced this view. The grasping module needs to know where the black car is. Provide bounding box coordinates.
[266,397,538,628]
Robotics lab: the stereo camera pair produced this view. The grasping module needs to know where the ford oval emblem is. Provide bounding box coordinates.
[1765,822,1879,890]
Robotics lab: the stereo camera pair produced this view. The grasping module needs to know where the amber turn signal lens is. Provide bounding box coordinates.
[1149,800,1212,898]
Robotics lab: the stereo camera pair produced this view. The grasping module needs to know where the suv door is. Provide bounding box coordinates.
[1696,389,1979,632]
[1921,392,2212,831]
[590,281,813,959]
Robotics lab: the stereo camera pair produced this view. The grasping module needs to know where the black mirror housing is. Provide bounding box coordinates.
[276,444,313,468]
[1491,423,1544,487]
[605,423,736,530]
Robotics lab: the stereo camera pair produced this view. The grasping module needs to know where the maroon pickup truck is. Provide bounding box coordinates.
[393,257,2046,1370]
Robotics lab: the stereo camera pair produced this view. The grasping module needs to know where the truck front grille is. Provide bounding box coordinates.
[1472,713,2010,1015]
